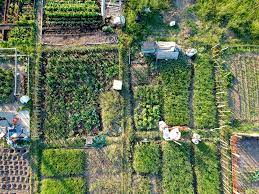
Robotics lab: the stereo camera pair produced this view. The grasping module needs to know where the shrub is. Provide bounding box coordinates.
[41,149,85,177]
[195,142,221,194]
[41,178,86,194]
[133,143,161,174]
[193,55,217,128]
[162,142,194,194]
[100,91,123,134]
[134,85,162,131]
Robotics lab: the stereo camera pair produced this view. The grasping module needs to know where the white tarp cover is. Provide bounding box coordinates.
[163,127,181,141]
[20,96,30,104]
[113,16,126,26]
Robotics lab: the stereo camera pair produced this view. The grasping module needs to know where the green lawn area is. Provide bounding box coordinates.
[41,149,85,177]
[41,178,86,194]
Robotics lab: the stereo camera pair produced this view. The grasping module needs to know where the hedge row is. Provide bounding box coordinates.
[193,55,217,128]
[162,142,194,194]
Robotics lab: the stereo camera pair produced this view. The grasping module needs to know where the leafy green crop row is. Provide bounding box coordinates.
[193,55,217,128]
[0,67,14,104]
[134,85,162,131]
[41,149,85,177]
[195,142,221,194]
[43,46,119,142]
[162,142,194,194]
[44,0,102,29]
[160,57,192,126]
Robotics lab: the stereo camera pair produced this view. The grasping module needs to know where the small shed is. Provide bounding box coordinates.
[141,41,180,60]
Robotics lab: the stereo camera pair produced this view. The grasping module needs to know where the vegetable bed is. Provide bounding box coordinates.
[41,149,85,177]
[195,142,221,194]
[193,55,217,128]
[0,67,14,104]
[159,57,192,126]
[133,142,161,174]
[41,178,86,194]
[162,142,194,194]
[134,85,162,131]
[43,46,119,142]
[44,0,102,30]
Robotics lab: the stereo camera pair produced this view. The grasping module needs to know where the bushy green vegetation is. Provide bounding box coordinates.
[0,67,14,104]
[41,149,85,177]
[133,143,161,174]
[44,0,102,30]
[0,27,35,54]
[193,55,217,128]
[194,0,259,40]
[41,178,86,194]
[43,46,119,142]
[134,85,162,131]
[126,0,170,39]
[100,91,124,134]
[195,142,221,194]
[160,57,192,126]
[162,142,194,194]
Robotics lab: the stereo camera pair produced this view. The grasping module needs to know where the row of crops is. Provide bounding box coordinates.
[42,46,120,144]
[132,141,222,193]
[44,0,102,31]
[0,67,14,104]
[193,55,217,128]
[160,58,192,126]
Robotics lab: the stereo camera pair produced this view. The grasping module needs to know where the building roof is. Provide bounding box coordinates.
[156,41,176,50]
[156,50,179,60]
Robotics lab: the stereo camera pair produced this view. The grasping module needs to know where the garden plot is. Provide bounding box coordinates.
[87,143,123,193]
[41,148,87,194]
[42,46,120,145]
[228,53,259,124]
[231,135,259,194]
[132,55,192,131]
[131,140,222,193]
[43,0,102,34]
[0,148,30,194]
